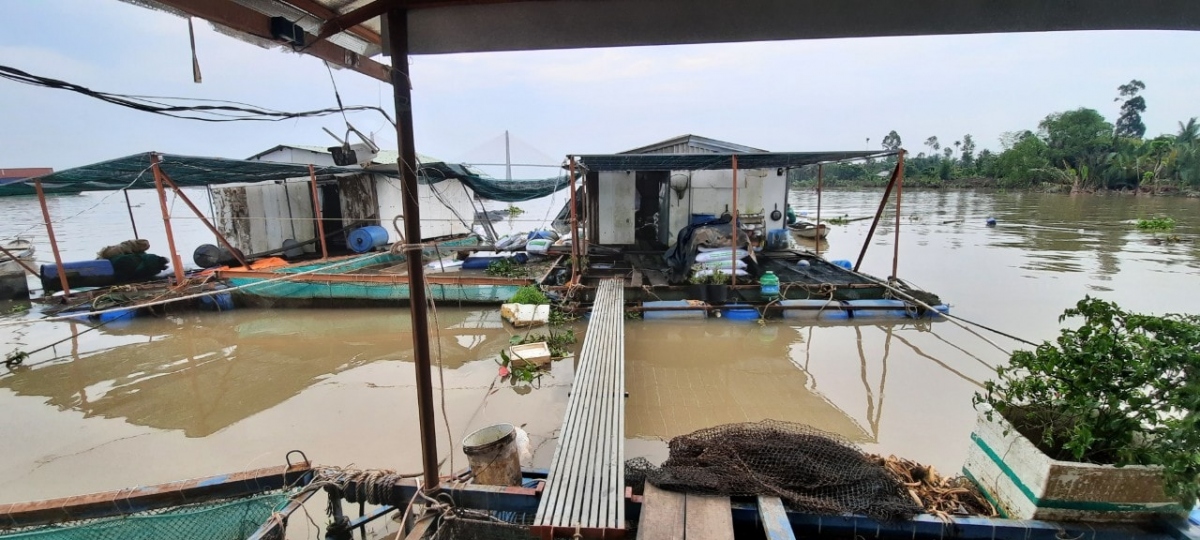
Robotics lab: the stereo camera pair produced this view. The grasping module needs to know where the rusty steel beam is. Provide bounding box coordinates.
[854,159,902,272]
[0,462,312,529]
[286,0,382,44]
[151,155,187,285]
[153,0,390,83]
[35,179,71,298]
[891,150,906,280]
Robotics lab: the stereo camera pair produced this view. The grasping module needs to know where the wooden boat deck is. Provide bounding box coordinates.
[636,485,799,540]
[533,279,626,538]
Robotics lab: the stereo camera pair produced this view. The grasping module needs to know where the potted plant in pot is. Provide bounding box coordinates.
[966,297,1200,522]
[686,270,708,302]
[705,268,730,305]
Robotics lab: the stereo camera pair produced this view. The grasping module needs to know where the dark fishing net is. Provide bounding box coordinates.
[625,420,923,521]
[428,511,534,540]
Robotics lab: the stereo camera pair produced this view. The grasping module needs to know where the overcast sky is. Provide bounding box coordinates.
[3,1,1199,174]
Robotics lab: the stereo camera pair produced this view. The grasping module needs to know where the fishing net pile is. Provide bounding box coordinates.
[625,420,923,521]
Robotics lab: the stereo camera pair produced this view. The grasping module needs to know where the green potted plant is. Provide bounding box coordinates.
[705,268,729,304]
[966,297,1200,522]
[686,269,708,302]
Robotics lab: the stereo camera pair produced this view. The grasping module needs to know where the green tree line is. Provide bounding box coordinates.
[793,80,1200,193]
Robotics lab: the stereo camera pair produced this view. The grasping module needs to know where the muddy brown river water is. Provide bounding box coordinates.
[0,189,1197,507]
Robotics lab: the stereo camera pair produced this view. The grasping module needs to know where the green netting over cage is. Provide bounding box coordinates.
[0,491,290,540]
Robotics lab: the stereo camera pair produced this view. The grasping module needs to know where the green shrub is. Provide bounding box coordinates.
[975,297,1200,506]
[509,285,548,305]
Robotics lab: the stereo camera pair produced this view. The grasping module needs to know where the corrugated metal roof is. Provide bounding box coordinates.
[246,144,442,166]
[621,135,767,155]
[578,150,896,172]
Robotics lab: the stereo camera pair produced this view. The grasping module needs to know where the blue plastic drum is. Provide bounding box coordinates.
[347,225,390,253]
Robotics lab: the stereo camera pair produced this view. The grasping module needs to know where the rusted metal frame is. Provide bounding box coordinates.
[0,244,37,275]
[853,159,901,272]
[286,0,382,44]
[150,155,187,285]
[568,155,580,285]
[122,189,140,239]
[158,171,249,267]
[731,154,739,287]
[245,486,319,540]
[386,7,440,494]
[891,150,906,280]
[308,164,330,259]
[815,163,823,257]
[0,463,313,529]
[152,0,389,83]
[216,269,533,286]
[34,179,71,298]
[332,475,541,514]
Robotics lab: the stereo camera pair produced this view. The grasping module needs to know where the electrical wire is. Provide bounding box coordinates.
[0,64,395,125]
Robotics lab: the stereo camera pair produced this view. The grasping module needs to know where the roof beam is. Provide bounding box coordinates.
[155,0,390,83]
[314,0,545,45]
[285,0,382,45]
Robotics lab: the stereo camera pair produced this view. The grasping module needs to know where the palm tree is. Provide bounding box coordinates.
[1177,118,1199,145]
[924,136,940,159]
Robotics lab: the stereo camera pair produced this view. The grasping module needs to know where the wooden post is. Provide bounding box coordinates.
[568,155,579,285]
[853,158,902,272]
[731,154,738,287]
[123,189,140,239]
[151,155,187,285]
[35,179,71,298]
[158,172,249,267]
[816,164,823,257]
[386,7,440,493]
[891,150,906,280]
[308,164,329,259]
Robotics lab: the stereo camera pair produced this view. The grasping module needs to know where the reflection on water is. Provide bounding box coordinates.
[0,189,1197,503]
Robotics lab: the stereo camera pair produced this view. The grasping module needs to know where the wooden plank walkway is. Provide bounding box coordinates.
[636,484,736,540]
[534,279,626,538]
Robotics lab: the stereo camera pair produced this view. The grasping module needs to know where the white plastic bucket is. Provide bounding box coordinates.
[462,423,522,486]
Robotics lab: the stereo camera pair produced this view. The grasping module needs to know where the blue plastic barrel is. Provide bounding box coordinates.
[690,214,717,226]
[347,225,390,253]
[199,284,235,311]
[40,260,116,291]
[830,259,853,270]
[765,229,789,251]
[722,303,760,321]
[643,300,706,320]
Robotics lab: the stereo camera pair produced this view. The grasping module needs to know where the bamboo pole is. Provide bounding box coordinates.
[816,163,823,257]
[35,179,71,298]
[731,154,738,287]
[123,189,140,239]
[308,164,329,259]
[158,172,249,267]
[151,155,186,285]
[568,155,579,285]
[853,159,901,272]
[891,150,906,280]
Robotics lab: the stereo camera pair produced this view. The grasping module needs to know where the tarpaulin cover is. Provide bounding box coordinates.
[1,153,572,202]
[577,151,896,172]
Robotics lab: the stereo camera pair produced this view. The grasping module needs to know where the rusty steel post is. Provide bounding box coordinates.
[151,155,187,285]
[568,155,579,285]
[853,158,901,272]
[816,163,823,257]
[387,7,440,493]
[158,172,249,268]
[891,151,906,280]
[731,154,738,287]
[123,189,140,239]
[35,179,71,297]
[308,164,329,259]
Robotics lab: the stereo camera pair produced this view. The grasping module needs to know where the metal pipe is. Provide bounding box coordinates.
[151,155,187,285]
[731,154,738,287]
[308,164,329,259]
[35,179,71,298]
[0,244,37,275]
[387,7,440,494]
[158,172,249,268]
[568,155,579,285]
[815,164,823,258]
[891,150,906,279]
[853,159,901,272]
[123,189,140,239]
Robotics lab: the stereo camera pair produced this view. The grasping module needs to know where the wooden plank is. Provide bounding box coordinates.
[631,270,644,287]
[684,495,734,540]
[755,496,796,540]
[643,269,669,287]
[636,484,684,540]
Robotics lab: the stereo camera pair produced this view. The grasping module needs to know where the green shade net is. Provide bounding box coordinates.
[0,492,289,540]
[417,162,571,202]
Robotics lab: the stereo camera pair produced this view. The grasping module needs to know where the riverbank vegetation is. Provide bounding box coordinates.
[794,80,1200,195]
